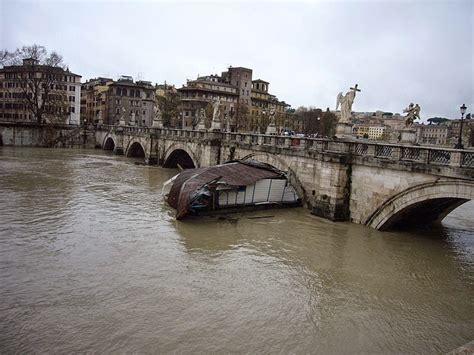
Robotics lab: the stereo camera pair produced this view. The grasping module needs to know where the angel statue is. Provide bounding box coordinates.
[212,98,221,122]
[152,105,163,128]
[193,107,206,130]
[336,84,361,123]
[403,103,421,127]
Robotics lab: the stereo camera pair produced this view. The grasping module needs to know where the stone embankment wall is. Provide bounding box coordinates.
[0,122,96,148]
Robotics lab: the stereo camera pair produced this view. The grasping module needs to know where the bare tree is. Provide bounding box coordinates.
[320,108,337,137]
[0,49,15,67]
[295,106,336,136]
[233,102,248,132]
[157,91,179,127]
[2,45,69,124]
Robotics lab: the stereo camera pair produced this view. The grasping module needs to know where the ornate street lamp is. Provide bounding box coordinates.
[455,104,467,149]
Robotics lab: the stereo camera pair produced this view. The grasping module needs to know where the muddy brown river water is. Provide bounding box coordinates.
[0,147,473,353]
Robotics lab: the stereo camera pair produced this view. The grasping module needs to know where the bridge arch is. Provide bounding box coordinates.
[126,141,146,159]
[365,180,474,231]
[163,143,198,169]
[238,151,306,201]
[240,151,291,172]
[103,136,115,151]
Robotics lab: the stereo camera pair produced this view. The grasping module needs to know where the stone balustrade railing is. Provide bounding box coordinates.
[104,125,474,169]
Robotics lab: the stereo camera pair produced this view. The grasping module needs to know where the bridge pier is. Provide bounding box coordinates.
[113,146,124,155]
[145,153,158,165]
[311,195,350,222]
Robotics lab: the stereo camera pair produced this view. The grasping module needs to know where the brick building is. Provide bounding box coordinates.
[80,77,113,124]
[178,66,290,131]
[81,76,156,126]
[417,124,449,145]
[156,82,177,98]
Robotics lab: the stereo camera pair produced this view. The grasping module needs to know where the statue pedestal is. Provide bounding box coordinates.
[119,118,126,126]
[335,122,353,139]
[197,122,206,130]
[265,122,277,135]
[399,128,416,144]
[210,119,221,131]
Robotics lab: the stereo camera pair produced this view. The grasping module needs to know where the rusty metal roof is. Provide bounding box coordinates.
[167,161,284,219]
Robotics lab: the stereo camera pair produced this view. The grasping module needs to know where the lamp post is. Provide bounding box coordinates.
[455,104,467,149]
[83,118,87,146]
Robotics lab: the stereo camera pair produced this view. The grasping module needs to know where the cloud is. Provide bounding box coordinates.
[2,0,472,119]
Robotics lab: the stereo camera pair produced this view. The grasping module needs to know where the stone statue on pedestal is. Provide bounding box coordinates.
[403,103,421,127]
[210,99,221,131]
[195,108,206,130]
[336,84,361,123]
[119,107,126,126]
[152,105,163,128]
[97,110,103,125]
[266,105,277,135]
[130,111,136,126]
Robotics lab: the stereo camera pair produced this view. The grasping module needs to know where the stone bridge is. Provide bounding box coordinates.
[96,125,474,230]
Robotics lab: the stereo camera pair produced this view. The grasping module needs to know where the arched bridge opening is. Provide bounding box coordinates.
[377,197,469,231]
[366,181,474,231]
[103,137,115,151]
[164,149,196,169]
[127,142,146,159]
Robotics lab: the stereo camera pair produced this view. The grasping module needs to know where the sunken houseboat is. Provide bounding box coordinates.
[163,160,301,219]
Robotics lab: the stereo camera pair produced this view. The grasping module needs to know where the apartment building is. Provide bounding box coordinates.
[80,77,113,124]
[0,58,81,125]
[81,76,156,126]
[178,66,290,131]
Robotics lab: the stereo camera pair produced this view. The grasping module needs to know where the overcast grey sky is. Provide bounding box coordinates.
[1,0,473,119]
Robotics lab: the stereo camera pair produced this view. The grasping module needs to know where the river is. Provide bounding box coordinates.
[0,147,473,353]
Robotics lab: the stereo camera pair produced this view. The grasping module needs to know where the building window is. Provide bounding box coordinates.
[116,88,121,96]
[69,96,75,102]
[69,86,75,91]
[69,107,75,113]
